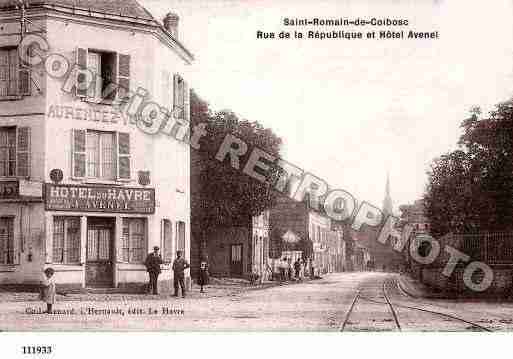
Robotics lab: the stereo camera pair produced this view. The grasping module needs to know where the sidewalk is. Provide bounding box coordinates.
[0,277,300,303]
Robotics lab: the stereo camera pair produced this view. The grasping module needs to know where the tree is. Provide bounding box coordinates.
[190,90,283,231]
[425,101,513,237]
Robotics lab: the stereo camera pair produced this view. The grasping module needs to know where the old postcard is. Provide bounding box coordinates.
[0,1,513,353]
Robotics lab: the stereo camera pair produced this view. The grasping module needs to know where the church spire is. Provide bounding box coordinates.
[383,172,393,216]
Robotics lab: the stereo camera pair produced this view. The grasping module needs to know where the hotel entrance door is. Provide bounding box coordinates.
[85,218,114,287]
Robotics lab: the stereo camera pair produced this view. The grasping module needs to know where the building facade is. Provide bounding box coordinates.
[204,211,270,280]
[399,199,430,233]
[0,0,193,291]
[269,195,342,276]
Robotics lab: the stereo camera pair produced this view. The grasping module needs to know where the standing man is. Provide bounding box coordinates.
[294,259,301,280]
[172,250,190,298]
[144,246,163,295]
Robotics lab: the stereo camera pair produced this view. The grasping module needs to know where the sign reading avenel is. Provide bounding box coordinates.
[45,184,155,214]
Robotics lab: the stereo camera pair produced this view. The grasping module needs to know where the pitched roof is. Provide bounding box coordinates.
[0,0,155,21]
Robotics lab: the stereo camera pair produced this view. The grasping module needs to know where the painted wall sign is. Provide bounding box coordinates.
[19,180,43,197]
[47,105,127,125]
[0,180,43,201]
[45,184,155,214]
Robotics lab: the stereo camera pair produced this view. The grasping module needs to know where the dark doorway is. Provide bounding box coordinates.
[230,244,243,276]
[85,217,115,287]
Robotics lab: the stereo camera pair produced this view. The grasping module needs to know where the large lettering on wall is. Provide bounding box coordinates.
[45,184,155,214]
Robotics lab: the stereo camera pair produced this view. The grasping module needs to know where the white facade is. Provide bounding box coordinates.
[0,3,193,291]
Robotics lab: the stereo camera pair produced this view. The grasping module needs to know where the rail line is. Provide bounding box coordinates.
[340,277,493,332]
[340,282,401,332]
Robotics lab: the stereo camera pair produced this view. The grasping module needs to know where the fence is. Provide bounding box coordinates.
[459,232,513,265]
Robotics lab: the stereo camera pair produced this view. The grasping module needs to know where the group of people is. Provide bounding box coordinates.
[38,247,208,314]
[144,246,209,296]
[277,257,313,281]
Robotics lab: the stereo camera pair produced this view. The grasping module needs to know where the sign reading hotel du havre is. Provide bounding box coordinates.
[45,184,155,214]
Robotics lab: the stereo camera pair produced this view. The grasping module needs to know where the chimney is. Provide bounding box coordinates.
[163,12,179,39]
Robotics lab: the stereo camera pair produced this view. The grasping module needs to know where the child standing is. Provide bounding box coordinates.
[40,267,56,314]
[198,260,209,293]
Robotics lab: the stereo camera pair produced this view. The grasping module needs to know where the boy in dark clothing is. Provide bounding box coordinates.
[198,259,209,293]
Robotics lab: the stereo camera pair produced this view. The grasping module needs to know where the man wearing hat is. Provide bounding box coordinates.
[144,246,163,295]
[172,250,190,297]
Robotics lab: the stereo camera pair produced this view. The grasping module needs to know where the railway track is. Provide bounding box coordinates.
[340,277,492,332]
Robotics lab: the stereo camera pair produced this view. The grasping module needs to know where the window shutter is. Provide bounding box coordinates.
[117,132,131,179]
[16,127,30,178]
[72,129,86,178]
[18,45,31,96]
[184,80,190,121]
[173,74,184,118]
[8,49,18,96]
[18,68,30,96]
[75,47,88,98]
[117,54,130,101]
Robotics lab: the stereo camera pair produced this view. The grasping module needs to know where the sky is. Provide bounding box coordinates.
[142,0,513,213]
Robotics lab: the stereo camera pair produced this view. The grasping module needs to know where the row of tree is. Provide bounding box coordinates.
[424,101,513,238]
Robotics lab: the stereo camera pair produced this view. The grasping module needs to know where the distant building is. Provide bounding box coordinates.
[202,211,270,280]
[268,195,342,276]
[399,199,430,233]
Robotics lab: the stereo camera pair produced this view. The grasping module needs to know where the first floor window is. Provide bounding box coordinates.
[53,217,81,263]
[0,217,14,264]
[0,127,16,177]
[87,130,115,180]
[72,129,130,180]
[121,218,146,263]
[162,219,173,262]
[0,47,17,97]
[177,221,186,253]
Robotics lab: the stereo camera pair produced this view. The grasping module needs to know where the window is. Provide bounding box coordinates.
[162,219,173,262]
[86,50,117,100]
[0,126,30,178]
[53,217,80,264]
[121,218,146,263]
[86,130,115,180]
[76,48,130,101]
[176,221,186,253]
[0,47,30,98]
[0,127,16,177]
[72,129,130,181]
[0,217,14,265]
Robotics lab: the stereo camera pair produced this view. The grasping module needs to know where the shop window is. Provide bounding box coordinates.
[0,217,14,265]
[72,129,130,181]
[53,217,81,264]
[162,219,173,262]
[176,221,185,253]
[121,218,146,263]
[0,126,31,178]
